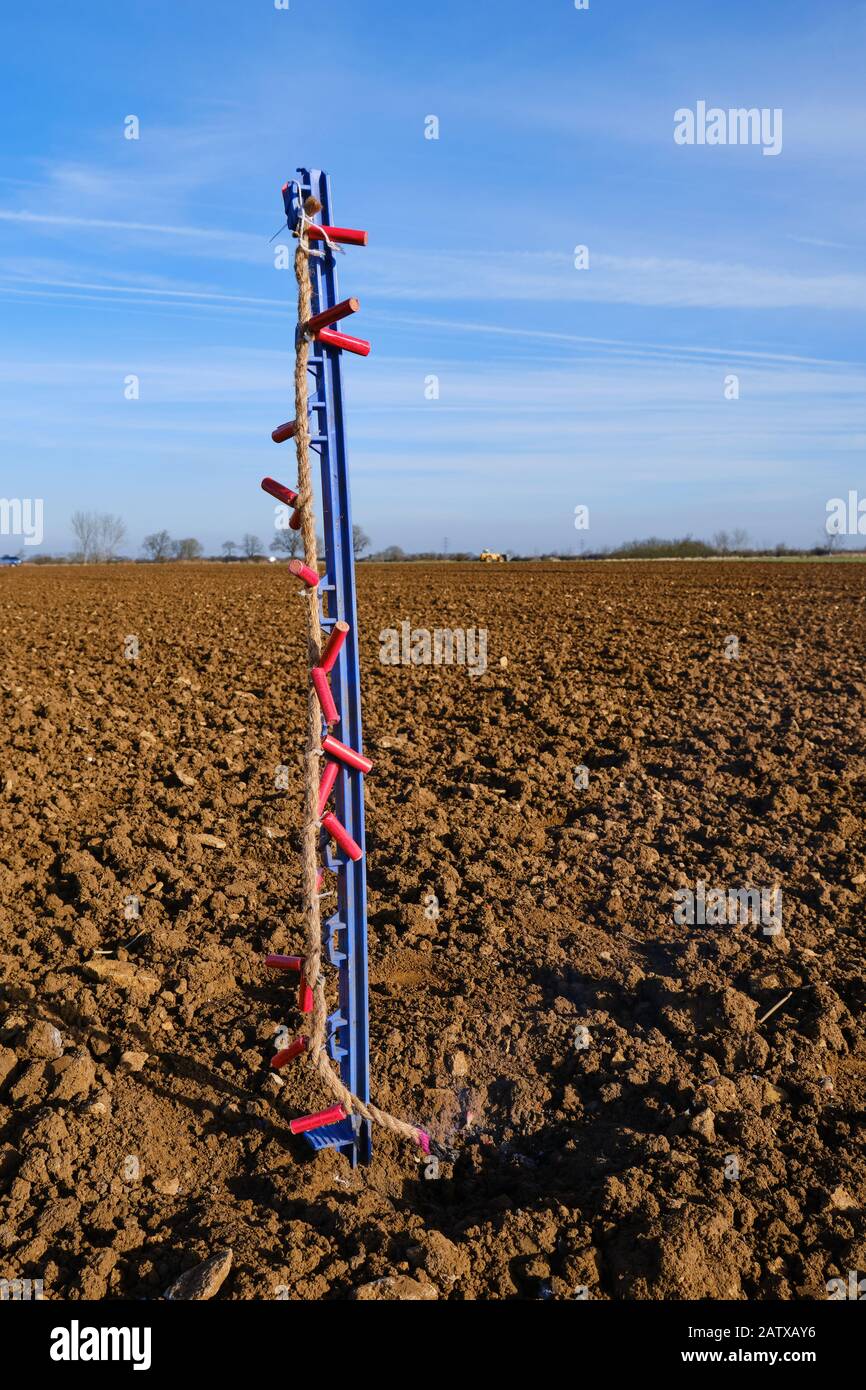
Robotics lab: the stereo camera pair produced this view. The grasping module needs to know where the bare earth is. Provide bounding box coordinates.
[0,560,863,1300]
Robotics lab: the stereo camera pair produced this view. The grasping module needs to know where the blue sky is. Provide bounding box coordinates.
[1,0,864,555]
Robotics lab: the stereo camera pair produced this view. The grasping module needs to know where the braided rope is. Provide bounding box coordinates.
[292,200,427,1151]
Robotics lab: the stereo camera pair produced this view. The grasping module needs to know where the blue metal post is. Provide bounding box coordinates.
[283,168,371,1165]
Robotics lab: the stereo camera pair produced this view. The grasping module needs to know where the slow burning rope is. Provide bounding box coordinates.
[292,197,430,1152]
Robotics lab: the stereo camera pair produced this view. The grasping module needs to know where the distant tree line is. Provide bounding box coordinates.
[580,530,844,561]
[361,544,478,562]
[20,518,858,566]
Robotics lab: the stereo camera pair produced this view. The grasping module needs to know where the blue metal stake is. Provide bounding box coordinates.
[283,168,371,1165]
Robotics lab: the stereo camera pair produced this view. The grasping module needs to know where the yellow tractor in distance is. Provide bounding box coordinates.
[479,549,507,563]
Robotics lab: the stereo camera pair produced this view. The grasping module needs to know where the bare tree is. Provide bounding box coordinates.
[171,537,203,561]
[270,530,302,559]
[97,514,126,561]
[71,511,125,562]
[730,527,750,552]
[142,530,172,562]
[241,533,262,559]
[221,540,238,559]
[70,511,99,563]
[712,530,730,555]
[353,524,370,559]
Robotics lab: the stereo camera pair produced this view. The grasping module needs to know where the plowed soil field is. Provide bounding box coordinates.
[1,560,864,1300]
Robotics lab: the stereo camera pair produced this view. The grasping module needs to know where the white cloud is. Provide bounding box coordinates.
[351,248,866,311]
[4,225,865,312]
